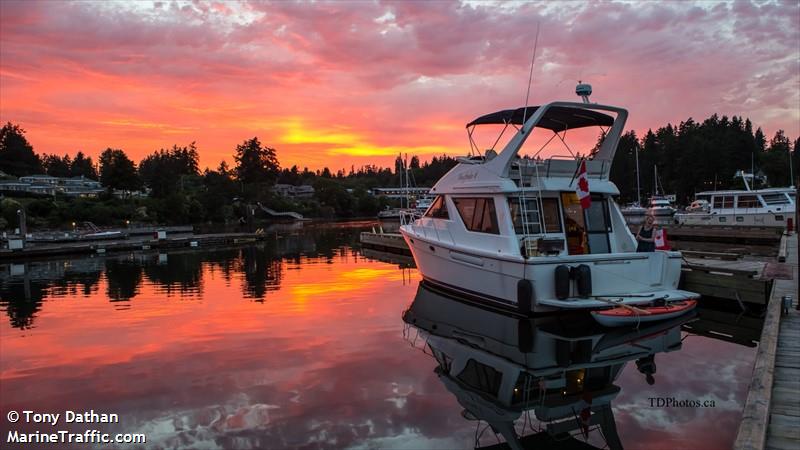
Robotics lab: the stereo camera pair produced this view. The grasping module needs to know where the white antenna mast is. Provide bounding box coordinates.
[521,22,541,133]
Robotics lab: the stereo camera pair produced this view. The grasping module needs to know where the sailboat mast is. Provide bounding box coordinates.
[654,165,658,197]
[635,148,641,205]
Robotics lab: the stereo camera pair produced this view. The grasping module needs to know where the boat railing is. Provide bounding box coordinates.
[509,157,610,187]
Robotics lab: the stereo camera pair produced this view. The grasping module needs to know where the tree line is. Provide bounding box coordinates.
[1,114,796,228]
[0,122,459,227]
[610,115,798,204]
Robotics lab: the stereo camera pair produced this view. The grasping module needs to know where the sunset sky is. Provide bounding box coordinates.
[1,0,798,171]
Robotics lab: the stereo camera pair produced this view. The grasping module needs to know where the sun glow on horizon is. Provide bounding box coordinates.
[0,0,797,171]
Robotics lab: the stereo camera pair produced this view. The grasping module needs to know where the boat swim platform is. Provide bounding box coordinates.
[735,232,799,450]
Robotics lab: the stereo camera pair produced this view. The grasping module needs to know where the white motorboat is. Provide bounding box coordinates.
[399,84,698,314]
[647,196,676,217]
[675,172,795,227]
[647,166,676,217]
[620,202,647,225]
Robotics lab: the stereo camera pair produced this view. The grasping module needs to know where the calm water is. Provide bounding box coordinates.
[1,222,760,450]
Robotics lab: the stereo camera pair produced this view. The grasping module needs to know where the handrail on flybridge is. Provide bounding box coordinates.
[483,101,628,180]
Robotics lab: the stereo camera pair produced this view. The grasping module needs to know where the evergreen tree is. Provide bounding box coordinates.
[70,152,98,179]
[139,143,200,198]
[99,148,141,194]
[0,122,42,176]
[234,137,280,184]
[42,154,72,177]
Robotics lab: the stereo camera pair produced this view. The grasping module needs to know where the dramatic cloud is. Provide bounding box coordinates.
[1,0,797,170]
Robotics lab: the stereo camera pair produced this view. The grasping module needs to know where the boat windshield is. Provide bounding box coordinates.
[762,193,791,205]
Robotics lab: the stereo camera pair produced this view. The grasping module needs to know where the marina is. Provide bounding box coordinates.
[0,221,789,449]
[1,1,798,449]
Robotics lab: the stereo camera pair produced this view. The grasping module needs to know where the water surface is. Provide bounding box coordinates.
[1,223,760,449]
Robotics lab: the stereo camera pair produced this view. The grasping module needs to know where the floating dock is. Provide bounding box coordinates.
[0,232,268,261]
[734,232,799,450]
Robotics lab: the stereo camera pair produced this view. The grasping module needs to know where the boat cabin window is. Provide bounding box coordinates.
[509,198,542,234]
[762,193,790,205]
[696,194,711,203]
[424,196,449,219]
[509,197,563,235]
[713,195,734,209]
[456,359,503,397]
[541,198,562,233]
[453,197,500,234]
[737,195,760,208]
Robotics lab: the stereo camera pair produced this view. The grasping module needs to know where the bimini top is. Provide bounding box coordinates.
[466,105,615,132]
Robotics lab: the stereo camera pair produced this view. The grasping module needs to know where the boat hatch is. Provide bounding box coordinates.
[561,193,611,255]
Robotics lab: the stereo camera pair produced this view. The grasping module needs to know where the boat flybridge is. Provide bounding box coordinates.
[675,171,796,227]
[399,84,699,316]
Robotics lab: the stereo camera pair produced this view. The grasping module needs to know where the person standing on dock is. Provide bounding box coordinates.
[636,214,658,252]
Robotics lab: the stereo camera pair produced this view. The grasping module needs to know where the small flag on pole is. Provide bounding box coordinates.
[655,229,670,250]
[576,159,591,209]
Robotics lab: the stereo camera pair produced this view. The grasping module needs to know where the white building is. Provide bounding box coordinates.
[272,184,315,199]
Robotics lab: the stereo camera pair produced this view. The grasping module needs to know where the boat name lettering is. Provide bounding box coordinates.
[458,171,478,181]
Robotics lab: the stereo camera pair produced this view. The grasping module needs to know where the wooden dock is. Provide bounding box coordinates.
[734,232,799,450]
[359,231,410,256]
[680,257,774,305]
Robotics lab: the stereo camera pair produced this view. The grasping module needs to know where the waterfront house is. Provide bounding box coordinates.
[272,184,315,199]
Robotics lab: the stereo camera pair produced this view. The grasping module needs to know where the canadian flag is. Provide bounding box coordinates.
[576,159,591,209]
[655,229,670,250]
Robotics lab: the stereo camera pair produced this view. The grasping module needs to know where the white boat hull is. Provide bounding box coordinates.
[675,211,793,228]
[400,230,696,314]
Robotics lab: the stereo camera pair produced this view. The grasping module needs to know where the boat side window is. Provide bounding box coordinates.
[762,193,790,205]
[737,195,760,208]
[456,359,503,397]
[713,196,734,208]
[541,198,562,233]
[723,196,734,208]
[508,197,541,234]
[424,195,449,219]
[453,197,500,234]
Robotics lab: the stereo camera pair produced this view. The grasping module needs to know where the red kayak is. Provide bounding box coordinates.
[591,299,698,327]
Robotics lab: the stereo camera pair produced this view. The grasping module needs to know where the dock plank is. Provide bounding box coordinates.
[735,233,799,450]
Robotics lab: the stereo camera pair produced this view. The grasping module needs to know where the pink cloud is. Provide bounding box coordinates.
[0,0,797,171]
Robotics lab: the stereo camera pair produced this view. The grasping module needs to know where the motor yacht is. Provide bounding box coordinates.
[675,172,795,227]
[399,84,698,314]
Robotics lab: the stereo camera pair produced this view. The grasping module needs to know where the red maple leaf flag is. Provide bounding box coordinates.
[576,159,591,209]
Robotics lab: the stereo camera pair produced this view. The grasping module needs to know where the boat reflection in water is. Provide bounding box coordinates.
[402,282,696,450]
